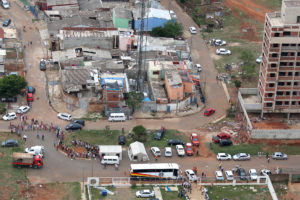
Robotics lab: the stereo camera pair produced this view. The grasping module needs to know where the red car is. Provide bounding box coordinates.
[185,143,194,156]
[190,133,200,146]
[212,133,231,143]
[204,108,216,116]
[27,93,34,102]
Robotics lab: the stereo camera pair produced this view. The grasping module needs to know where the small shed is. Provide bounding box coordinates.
[99,145,123,160]
[128,141,149,161]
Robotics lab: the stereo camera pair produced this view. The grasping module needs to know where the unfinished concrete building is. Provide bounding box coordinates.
[258,0,300,117]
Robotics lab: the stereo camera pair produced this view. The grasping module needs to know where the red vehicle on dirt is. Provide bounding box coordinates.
[212,133,231,143]
[204,108,216,116]
[27,93,34,102]
[12,152,43,168]
[185,143,194,156]
[190,133,200,146]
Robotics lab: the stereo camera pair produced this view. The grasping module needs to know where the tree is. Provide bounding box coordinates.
[0,103,6,114]
[150,21,183,38]
[239,50,255,65]
[234,80,241,89]
[132,125,147,142]
[125,91,143,113]
[0,75,27,97]
[242,65,255,79]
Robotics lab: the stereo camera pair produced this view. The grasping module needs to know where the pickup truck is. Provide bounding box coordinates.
[12,152,43,168]
[176,145,185,157]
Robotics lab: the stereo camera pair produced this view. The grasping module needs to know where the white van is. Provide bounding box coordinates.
[101,156,119,165]
[108,113,126,122]
[25,146,45,157]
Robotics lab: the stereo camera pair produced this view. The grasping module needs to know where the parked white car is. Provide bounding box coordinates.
[136,190,155,198]
[225,170,234,181]
[215,171,224,180]
[216,153,231,160]
[164,147,172,157]
[194,64,202,72]
[233,153,251,161]
[260,169,272,176]
[272,152,288,160]
[3,112,17,121]
[216,48,231,55]
[25,145,44,157]
[189,26,197,34]
[150,147,161,157]
[213,39,227,46]
[256,55,262,63]
[249,169,258,181]
[185,169,198,182]
[57,113,72,121]
[17,106,30,114]
[176,145,185,156]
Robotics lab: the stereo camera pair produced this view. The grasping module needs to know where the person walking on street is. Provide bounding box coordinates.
[42,134,44,141]
[267,157,270,163]
[37,132,39,139]
[23,134,27,142]
[53,140,56,147]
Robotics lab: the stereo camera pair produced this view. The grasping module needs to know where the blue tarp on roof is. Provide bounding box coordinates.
[142,97,151,102]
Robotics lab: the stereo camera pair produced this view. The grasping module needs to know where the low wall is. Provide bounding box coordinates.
[269,174,289,182]
[239,88,259,95]
[251,129,300,139]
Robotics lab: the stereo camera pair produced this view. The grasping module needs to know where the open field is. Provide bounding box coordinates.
[205,185,271,199]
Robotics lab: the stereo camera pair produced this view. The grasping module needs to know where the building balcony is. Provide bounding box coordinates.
[276,96,291,100]
[269,48,280,52]
[281,46,300,51]
[264,97,274,101]
[268,58,278,62]
[267,68,278,72]
[279,67,294,71]
[294,76,300,80]
[280,57,296,61]
[266,77,277,81]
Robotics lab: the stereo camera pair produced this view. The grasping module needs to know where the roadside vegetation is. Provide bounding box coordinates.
[150,21,183,38]
[0,75,27,97]
[0,132,26,199]
[205,185,271,199]
[207,142,300,155]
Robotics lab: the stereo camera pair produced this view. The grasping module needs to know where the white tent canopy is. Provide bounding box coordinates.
[99,145,123,160]
[128,141,149,161]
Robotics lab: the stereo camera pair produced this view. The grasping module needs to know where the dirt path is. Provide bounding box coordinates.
[225,0,272,22]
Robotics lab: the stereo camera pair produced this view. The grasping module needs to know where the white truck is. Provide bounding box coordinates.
[25,146,44,158]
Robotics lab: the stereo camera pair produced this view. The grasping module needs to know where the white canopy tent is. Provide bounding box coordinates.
[128,141,149,161]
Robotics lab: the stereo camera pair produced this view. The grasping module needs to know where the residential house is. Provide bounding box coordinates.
[112,7,133,29]
[39,0,79,11]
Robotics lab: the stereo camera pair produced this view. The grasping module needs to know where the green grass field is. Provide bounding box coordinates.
[46,182,81,200]
[205,185,271,200]
[207,142,300,156]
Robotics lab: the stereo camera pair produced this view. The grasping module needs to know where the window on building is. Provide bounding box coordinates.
[283,31,291,36]
[279,72,285,76]
[266,103,273,107]
[277,91,284,95]
[285,101,289,105]
[291,52,295,56]
[288,72,293,76]
[297,16,300,23]
[271,63,277,68]
[278,82,284,86]
[287,82,292,86]
[296,72,300,76]
[291,44,296,46]
[281,52,288,56]
[289,62,294,66]
[292,101,296,105]
[270,73,276,77]
[272,53,278,57]
[297,62,300,66]
[293,91,297,95]
[274,33,280,37]
[282,43,289,46]
[267,93,273,97]
[273,44,279,47]
[298,52,300,56]
[295,82,299,86]
[286,91,290,95]
[280,62,287,66]
[276,101,283,105]
[269,83,275,87]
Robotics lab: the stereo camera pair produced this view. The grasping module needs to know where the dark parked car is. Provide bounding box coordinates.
[27,86,35,94]
[237,168,247,180]
[40,59,46,71]
[65,123,82,131]
[154,128,166,140]
[1,97,17,102]
[167,139,184,146]
[2,139,18,147]
[219,139,233,146]
[118,135,126,145]
[2,18,11,27]
[72,119,85,126]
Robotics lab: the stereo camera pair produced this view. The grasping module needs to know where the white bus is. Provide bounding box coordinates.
[130,163,181,180]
